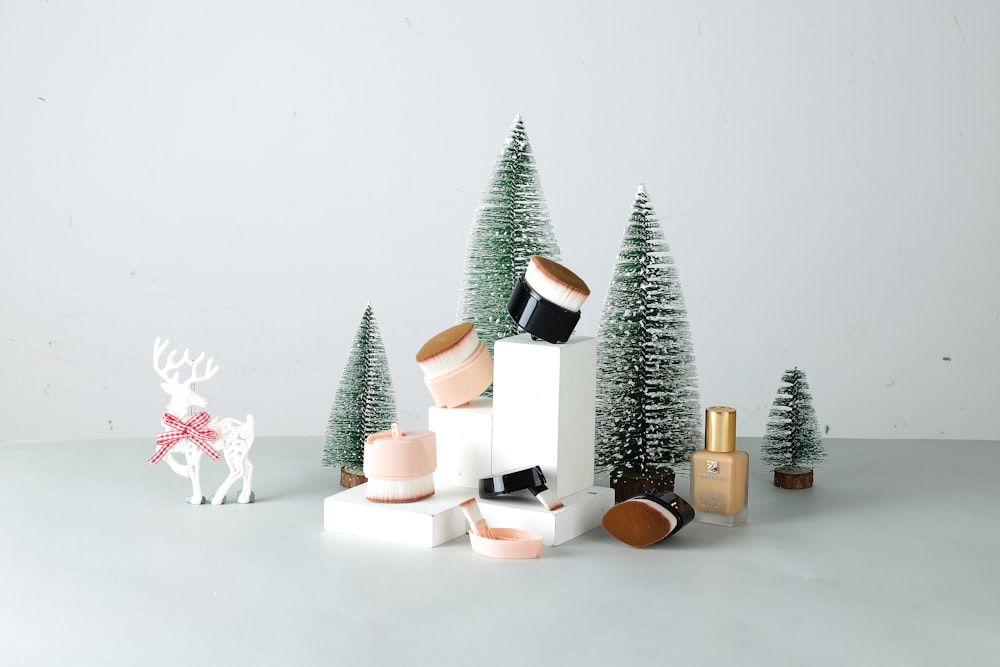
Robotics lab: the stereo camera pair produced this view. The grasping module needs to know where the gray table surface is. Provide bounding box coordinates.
[1,437,998,666]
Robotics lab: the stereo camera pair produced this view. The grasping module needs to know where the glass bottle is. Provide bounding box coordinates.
[690,406,748,526]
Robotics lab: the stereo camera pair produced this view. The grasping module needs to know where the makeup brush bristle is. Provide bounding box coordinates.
[525,256,590,312]
[459,497,494,538]
[534,488,565,511]
[416,322,480,378]
[365,474,436,503]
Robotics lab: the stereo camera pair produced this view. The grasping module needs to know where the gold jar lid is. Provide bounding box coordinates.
[705,406,737,452]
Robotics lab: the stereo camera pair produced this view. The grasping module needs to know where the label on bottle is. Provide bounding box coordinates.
[690,450,748,516]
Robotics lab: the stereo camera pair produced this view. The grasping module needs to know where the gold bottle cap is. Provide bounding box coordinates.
[705,406,737,453]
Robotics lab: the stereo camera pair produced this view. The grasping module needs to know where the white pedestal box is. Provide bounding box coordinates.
[491,334,597,499]
[323,484,470,547]
[322,482,613,548]
[479,485,614,546]
[428,398,493,489]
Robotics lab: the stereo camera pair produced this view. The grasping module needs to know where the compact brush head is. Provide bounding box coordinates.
[602,499,678,547]
[602,492,694,547]
[524,256,591,312]
[416,322,480,378]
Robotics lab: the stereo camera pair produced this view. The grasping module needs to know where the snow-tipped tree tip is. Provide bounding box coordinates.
[636,183,647,196]
[504,116,529,149]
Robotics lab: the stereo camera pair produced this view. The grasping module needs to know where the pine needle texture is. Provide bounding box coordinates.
[323,304,398,474]
[595,187,701,484]
[458,116,561,395]
[761,368,825,469]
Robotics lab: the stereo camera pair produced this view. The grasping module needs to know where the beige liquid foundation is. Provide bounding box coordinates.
[690,406,748,526]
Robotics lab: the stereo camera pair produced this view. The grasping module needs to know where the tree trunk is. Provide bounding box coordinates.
[774,466,813,490]
[612,469,675,503]
[340,467,367,488]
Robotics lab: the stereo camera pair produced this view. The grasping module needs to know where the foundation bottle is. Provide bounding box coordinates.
[690,406,748,526]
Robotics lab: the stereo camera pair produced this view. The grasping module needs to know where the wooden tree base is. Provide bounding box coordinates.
[340,467,367,489]
[611,470,675,503]
[774,466,813,490]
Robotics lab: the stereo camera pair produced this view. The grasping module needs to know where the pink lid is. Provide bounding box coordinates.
[363,428,436,480]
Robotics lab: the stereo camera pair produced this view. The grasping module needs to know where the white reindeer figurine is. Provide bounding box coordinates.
[151,337,256,505]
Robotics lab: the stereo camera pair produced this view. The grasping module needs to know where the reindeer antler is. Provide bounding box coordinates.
[187,350,219,386]
[153,337,219,386]
[154,337,188,383]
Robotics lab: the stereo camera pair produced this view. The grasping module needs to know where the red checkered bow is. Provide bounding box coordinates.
[150,411,220,464]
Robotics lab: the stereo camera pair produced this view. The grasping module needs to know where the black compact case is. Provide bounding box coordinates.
[506,275,581,344]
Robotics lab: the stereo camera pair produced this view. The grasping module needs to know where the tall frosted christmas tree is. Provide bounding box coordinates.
[761,367,825,489]
[458,115,561,395]
[323,303,398,488]
[595,185,701,501]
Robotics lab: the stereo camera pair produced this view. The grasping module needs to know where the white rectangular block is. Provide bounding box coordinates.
[428,397,493,489]
[323,484,470,547]
[492,334,597,498]
[478,486,614,546]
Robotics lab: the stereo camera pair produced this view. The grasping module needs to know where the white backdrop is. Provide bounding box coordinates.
[2,1,998,442]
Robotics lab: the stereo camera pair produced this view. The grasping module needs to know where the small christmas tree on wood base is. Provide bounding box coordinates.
[457,115,561,396]
[323,303,398,487]
[595,185,701,502]
[761,368,825,490]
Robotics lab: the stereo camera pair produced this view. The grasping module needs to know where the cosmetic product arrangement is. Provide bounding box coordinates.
[363,423,437,503]
[507,256,591,343]
[325,263,611,548]
[479,466,565,511]
[322,125,722,552]
[690,406,749,526]
[416,322,494,408]
[602,490,695,547]
[323,154,725,550]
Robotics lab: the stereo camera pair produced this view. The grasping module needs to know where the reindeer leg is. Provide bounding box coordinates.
[211,457,241,505]
[237,461,254,503]
[185,447,206,505]
[236,415,256,504]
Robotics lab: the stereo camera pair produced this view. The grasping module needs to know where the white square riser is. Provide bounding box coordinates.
[428,398,494,489]
[323,484,471,547]
[492,334,597,498]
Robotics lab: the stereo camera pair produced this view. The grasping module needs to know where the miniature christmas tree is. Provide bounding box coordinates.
[595,185,702,502]
[761,367,825,489]
[457,115,561,395]
[323,303,398,488]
